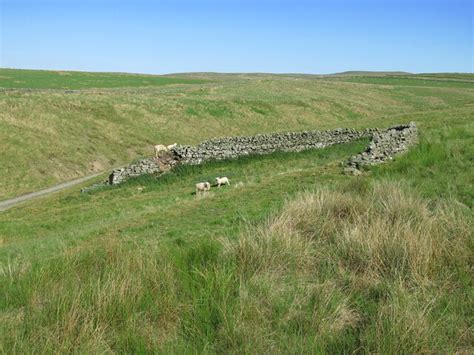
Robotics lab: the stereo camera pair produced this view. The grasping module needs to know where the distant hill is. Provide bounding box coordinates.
[328,71,412,77]
[0,68,208,90]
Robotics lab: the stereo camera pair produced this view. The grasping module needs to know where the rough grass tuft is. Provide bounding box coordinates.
[221,182,471,353]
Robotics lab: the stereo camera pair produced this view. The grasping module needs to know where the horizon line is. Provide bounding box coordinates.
[3,66,474,76]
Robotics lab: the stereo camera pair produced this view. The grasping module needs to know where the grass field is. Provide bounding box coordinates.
[327,74,474,88]
[0,68,207,90]
[1,69,473,353]
[1,69,473,200]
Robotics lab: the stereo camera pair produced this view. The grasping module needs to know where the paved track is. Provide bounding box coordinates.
[0,173,103,212]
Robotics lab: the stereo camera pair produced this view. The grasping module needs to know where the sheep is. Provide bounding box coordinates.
[215,176,230,187]
[154,144,168,157]
[155,143,178,157]
[196,182,211,195]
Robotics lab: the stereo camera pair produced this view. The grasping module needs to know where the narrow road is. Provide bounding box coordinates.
[0,172,105,212]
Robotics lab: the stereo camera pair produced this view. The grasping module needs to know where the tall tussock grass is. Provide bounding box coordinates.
[230,181,470,282]
[223,181,471,353]
[2,182,471,353]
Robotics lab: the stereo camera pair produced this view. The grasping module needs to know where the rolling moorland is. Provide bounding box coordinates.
[0,69,473,353]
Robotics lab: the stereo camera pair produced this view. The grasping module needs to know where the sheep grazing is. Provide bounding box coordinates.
[216,176,230,187]
[196,182,211,195]
[167,143,177,150]
[154,144,168,157]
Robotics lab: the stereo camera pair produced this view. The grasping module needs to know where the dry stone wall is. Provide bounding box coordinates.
[104,154,179,187]
[346,122,418,171]
[100,122,417,187]
[170,128,375,165]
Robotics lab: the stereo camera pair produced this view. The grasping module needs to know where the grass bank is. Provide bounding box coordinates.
[1,69,473,199]
[1,70,473,353]
[0,68,208,89]
[2,181,471,353]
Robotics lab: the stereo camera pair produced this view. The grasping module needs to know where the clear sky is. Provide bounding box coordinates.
[0,0,472,74]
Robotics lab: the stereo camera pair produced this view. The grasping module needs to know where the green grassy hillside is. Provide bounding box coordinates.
[327,74,474,88]
[0,68,207,89]
[0,69,473,353]
[1,69,473,200]
[1,135,472,353]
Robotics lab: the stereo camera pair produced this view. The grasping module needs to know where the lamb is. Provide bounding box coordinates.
[215,176,230,187]
[154,144,168,157]
[196,182,211,195]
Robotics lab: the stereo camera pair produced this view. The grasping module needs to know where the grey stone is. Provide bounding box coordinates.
[99,122,417,187]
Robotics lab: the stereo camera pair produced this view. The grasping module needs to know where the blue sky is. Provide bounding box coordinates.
[1,0,472,74]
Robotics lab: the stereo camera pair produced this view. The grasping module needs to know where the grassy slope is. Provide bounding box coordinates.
[0,70,473,352]
[327,75,474,88]
[0,141,369,261]
[1,69,474,200]
[1,136,472,353]
[0,68,207,89]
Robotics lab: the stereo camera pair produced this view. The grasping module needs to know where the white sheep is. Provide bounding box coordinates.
[196,182,211,195]
[154,144,168,157]
[215,176,230,187]
[167,143,177,150]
